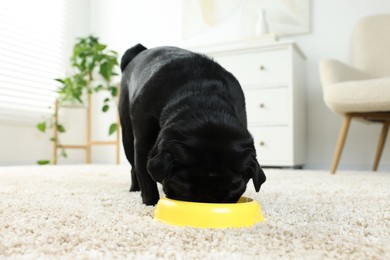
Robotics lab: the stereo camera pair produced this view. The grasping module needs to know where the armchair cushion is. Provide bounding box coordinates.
[323,77,390,114]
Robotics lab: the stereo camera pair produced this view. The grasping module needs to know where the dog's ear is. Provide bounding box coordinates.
[147,144,173,183]
[247,157,266,192]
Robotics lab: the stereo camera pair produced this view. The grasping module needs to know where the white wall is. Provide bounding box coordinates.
[89,0,182,52]
[1,0,389,170]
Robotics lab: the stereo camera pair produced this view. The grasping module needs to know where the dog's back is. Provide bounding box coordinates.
[121,45,246,120]
[121,46,197,102]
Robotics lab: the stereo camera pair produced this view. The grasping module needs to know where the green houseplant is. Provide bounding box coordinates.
[37,36,119,164]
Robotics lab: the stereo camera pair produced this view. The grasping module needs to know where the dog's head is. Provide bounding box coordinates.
[147,122,266,203]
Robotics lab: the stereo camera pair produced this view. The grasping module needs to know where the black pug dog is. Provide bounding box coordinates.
[119,44,266,205]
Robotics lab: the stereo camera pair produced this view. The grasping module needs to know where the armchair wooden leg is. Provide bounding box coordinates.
[372,122,389,171]
[331,115,352,174]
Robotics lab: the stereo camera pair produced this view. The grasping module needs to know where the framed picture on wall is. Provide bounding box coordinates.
[182,0,310,47]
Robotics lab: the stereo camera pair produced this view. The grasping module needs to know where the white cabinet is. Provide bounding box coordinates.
[198,41,306,167]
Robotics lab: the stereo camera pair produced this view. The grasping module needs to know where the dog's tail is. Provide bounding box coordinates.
[120,44,147,72]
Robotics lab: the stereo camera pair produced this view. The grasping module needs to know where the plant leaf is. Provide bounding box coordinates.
[99,62,113,81]
[110,86,118,97]
[57,124,66,133]
[54,78,65,84]
[94,84,104,92]
[102,104,109,112]
[96,43,107,51]
[37,122,46,132]
[109,123,117,135]
[37,160,50,165]
[104,98,110,103]
[60,148,68,158]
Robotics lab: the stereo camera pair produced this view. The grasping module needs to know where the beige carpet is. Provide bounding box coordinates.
[0,165,389,259]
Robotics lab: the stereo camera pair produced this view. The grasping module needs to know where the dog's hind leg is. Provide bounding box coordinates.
[132,119,161,205]
[119,44,147,192]
[122,119,140,192]
[133,136,160,205]
[119,84,140,192]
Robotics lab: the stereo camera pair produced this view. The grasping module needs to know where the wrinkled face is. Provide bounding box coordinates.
[162,163,251,203]
[147,130,266,203]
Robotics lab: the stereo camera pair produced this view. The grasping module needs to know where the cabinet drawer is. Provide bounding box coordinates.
[249,126,292,164]
[244,87,289,125]
[214,49,290,86]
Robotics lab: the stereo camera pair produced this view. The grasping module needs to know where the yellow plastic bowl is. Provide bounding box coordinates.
[154,197,264,228]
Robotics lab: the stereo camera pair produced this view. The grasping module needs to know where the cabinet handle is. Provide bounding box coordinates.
[259,141,265,146]
[259,65,265,71]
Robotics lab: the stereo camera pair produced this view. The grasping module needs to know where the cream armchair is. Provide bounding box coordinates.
[319,14,390,173]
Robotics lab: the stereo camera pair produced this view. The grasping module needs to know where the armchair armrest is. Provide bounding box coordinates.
[319,59,371,87]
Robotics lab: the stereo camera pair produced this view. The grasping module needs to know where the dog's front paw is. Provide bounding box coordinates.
[142,194,160,206]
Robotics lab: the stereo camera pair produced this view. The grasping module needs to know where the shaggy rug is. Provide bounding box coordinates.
[0,165,389,259]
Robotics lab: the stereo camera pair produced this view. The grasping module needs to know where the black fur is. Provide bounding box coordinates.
[119,44,266,205]
[120,44,146,72]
